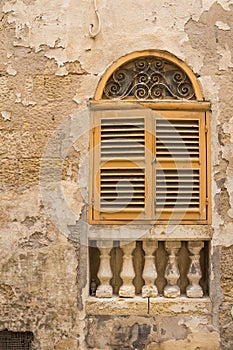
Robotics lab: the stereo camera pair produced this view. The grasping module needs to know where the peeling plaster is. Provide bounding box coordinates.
[3,0,67,52]
[178,316,208,331]
[2,0,231,72]
[1,110,11,121]
[217,43,233,70]
[222,116,233,143]
[6,65,17,75]
[215,20,231,30]
[218,223,233,247]
[217,0,233,11]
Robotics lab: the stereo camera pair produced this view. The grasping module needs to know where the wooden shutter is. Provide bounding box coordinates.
[89,105,209,224]
[154,110,207,222]
[90,107,153,223]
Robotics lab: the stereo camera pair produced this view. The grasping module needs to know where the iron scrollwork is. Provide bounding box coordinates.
[103,57,195,100]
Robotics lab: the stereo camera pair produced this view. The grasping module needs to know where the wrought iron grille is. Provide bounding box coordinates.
[0,331,33,350]
[103,56,195,100]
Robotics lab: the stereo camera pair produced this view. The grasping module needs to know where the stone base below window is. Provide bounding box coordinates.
[86,296,212,317]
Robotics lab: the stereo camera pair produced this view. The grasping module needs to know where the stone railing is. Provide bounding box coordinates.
[89,240,208,299]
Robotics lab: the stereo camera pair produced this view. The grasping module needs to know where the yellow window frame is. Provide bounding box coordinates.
[89,101,211,225]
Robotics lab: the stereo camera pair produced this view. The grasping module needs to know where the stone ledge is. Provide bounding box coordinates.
[87,225,212,241]
[149,297,211,315]
[86,296,149,315]
[86,296,211,316]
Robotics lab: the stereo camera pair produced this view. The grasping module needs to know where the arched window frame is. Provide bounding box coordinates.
[89,50,211,225]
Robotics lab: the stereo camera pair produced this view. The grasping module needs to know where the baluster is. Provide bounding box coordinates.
[96,241,113,298]
[142,241,158,298]
[164,241,181,298]
[119,241,135,298]
[186,241,204,298]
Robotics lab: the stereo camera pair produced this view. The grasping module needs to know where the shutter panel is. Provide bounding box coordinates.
[100,118,145,159]
[154,111,207,222]
[89,106,208,224]
[90,108,153,223]
[100,168,145,211]
[156,119,200,158]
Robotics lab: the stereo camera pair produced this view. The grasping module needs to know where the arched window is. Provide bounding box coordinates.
[89,50,211,224]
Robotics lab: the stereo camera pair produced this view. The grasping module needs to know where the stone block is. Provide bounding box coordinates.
[220,302,233,350]
[149,297,212,316]
[164,285,180,298]
[96,285,113,298]
[55,338,78,350]
[0,158,19,190]
[119,285,135,298]
[142,285,158,298]
[186,284,204,298]
[18,158,40,188]
[85,315,158,349]
[86,296,148,316]
[147,331,220,349]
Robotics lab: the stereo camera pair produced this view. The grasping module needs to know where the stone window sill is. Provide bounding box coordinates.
[86,296,211,316]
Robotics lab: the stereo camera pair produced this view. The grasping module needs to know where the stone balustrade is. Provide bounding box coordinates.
[89,240,207,298]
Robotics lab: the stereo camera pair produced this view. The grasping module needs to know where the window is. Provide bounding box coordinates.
[89,51,211,225]
[0,330,33,350]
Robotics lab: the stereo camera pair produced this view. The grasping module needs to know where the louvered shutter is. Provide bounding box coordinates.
[90,107,153,223]
[154,111,207,222]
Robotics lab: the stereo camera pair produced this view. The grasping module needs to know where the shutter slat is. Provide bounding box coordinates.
[101,133,144,137]
[157,130,199,133]
[101,202,145,205]
[156,146,199,149]
[156,153,199,156]
[156,179,199,183]
[156,185,199,189]
[101,145,145,149]
[101,171,144,176]
[157,202,199,205]
[156,192,199,195]
[101,189,145,193]
[101,183,144,187]
[102,195,145,199]
[101,149,145,153]
[156,136,199,139]
[102,126,144,130]
[156,208,200,212]
[101,139,145,143]
[102,119,144,125]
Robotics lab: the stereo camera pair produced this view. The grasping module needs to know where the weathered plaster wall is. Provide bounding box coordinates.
[0,0,233,349]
